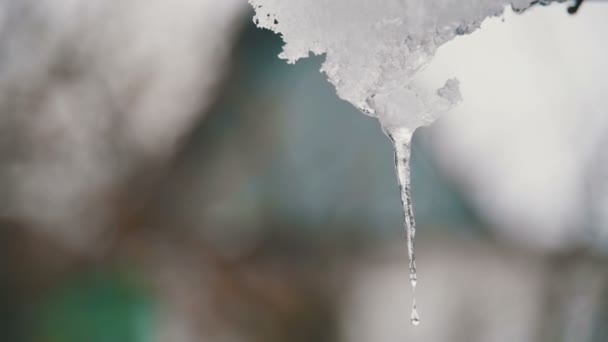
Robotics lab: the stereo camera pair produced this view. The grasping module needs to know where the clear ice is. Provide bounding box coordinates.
[387,127,419,325]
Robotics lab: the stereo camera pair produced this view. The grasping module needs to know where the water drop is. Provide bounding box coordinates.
[411,300,420,326]
[386,127,419,326]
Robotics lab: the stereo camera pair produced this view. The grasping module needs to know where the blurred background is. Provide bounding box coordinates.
[1,1,608,341]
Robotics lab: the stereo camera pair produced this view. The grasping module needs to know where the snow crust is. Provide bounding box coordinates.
[249,0,561,132]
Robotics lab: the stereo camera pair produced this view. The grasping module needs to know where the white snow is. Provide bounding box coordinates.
[249,0,561,132]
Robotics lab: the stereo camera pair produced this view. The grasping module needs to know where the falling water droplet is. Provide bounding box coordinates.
[411,299,420,326]
[386,127,419,326]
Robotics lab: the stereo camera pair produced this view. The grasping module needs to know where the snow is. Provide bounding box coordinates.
[249,0,563,132]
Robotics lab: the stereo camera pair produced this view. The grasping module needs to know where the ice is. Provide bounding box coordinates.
[249,0,564,325]
[387,127,418,322]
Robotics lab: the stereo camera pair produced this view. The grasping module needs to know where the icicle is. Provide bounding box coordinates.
[387,127,419,326]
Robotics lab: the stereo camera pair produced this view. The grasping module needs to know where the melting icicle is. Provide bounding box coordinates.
[386,127,419,326]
